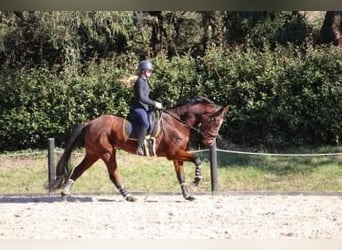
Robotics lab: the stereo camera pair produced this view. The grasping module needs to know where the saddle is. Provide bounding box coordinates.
[123,109,162,156]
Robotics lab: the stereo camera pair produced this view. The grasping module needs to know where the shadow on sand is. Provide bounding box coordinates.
[0,194,123,204]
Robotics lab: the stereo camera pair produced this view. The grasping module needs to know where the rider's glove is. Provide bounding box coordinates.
[155,102,163,109]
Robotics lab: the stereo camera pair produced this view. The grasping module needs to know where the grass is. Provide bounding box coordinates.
[0,147,341,195]
[216,150,342,192]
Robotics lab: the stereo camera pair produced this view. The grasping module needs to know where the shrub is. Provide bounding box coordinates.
[0,59,133,151]
[0,43,341,151]
[198,43,341,148]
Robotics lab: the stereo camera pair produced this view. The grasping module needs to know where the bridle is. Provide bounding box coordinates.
[205,115,222,139]
[162,109,221,140]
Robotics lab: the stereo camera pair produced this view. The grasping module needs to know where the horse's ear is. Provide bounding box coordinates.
[219,106,229,114]
[215,106,229,116]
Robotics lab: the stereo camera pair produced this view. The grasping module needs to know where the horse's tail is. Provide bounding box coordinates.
[46,123,87,191]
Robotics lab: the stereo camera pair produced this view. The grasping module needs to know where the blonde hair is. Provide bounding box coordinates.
[119,75,138,88]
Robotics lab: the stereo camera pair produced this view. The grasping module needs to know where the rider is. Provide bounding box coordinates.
[132,60,163,155]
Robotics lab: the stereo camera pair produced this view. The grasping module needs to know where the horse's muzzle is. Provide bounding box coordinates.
[202,132,220,146]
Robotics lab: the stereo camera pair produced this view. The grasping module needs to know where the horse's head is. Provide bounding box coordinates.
[169,97,229,146]
[198,105,229,146]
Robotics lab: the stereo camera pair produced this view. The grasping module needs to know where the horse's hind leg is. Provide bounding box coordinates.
[61,153,98,196]
[173,160,195,201]
[102,149,136,202]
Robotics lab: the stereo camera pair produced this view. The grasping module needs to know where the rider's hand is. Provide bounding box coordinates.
[155,102,163,109]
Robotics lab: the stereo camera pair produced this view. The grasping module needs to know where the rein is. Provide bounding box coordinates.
[162,109,220,139]
[162,109,201,134]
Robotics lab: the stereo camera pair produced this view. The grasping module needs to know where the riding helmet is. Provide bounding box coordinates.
[138,60,153,71]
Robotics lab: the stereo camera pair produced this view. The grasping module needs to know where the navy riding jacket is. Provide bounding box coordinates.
[132,77,156,111]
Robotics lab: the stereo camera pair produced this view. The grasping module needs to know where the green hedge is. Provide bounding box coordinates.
[0,60,133,151]
[197,43,342,148]
[0,44,341,151]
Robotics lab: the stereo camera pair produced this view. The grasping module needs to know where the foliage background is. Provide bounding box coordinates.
[0,11,341,151]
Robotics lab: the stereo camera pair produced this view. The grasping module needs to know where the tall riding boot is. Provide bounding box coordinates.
[136,127,147,155]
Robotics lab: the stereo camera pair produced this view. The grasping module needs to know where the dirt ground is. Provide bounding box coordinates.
[0,193,341,239]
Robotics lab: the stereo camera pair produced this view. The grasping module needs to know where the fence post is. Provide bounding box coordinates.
[209,139,218,194]
[48,138,56,193]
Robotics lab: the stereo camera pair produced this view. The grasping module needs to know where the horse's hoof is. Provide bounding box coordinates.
[60,192,70,201]
[192,177,202,187]
[191,183,199,192]
[185,195,196,201]
[61,191,70,197]
[192,181,199,187]
[125,195,137,202]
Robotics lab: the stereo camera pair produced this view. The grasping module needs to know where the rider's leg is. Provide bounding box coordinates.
[133,108,149,155]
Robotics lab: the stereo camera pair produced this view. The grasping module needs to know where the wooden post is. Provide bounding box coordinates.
[48,138,56,193]
[209,139,218,194]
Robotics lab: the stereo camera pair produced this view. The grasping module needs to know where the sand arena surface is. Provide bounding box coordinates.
[0,194,341,239]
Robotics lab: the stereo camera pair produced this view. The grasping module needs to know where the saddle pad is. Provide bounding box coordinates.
[123,119,162,141]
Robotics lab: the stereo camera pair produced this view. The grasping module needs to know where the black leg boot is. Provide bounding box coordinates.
[136,127,147,156]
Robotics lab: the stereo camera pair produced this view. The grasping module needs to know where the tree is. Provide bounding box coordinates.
[200,11,225,52]
[0,11,136,72]
[146,11,204,57]
[319,11,342,48]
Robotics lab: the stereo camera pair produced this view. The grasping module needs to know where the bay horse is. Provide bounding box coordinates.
[47,96,228,201]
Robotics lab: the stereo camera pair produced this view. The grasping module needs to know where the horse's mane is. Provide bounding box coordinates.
[170,96,215,109]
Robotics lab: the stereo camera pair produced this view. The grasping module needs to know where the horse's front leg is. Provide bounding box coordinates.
[171,150,203,188]
[173,160,195,201]
[193,156,202,187]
